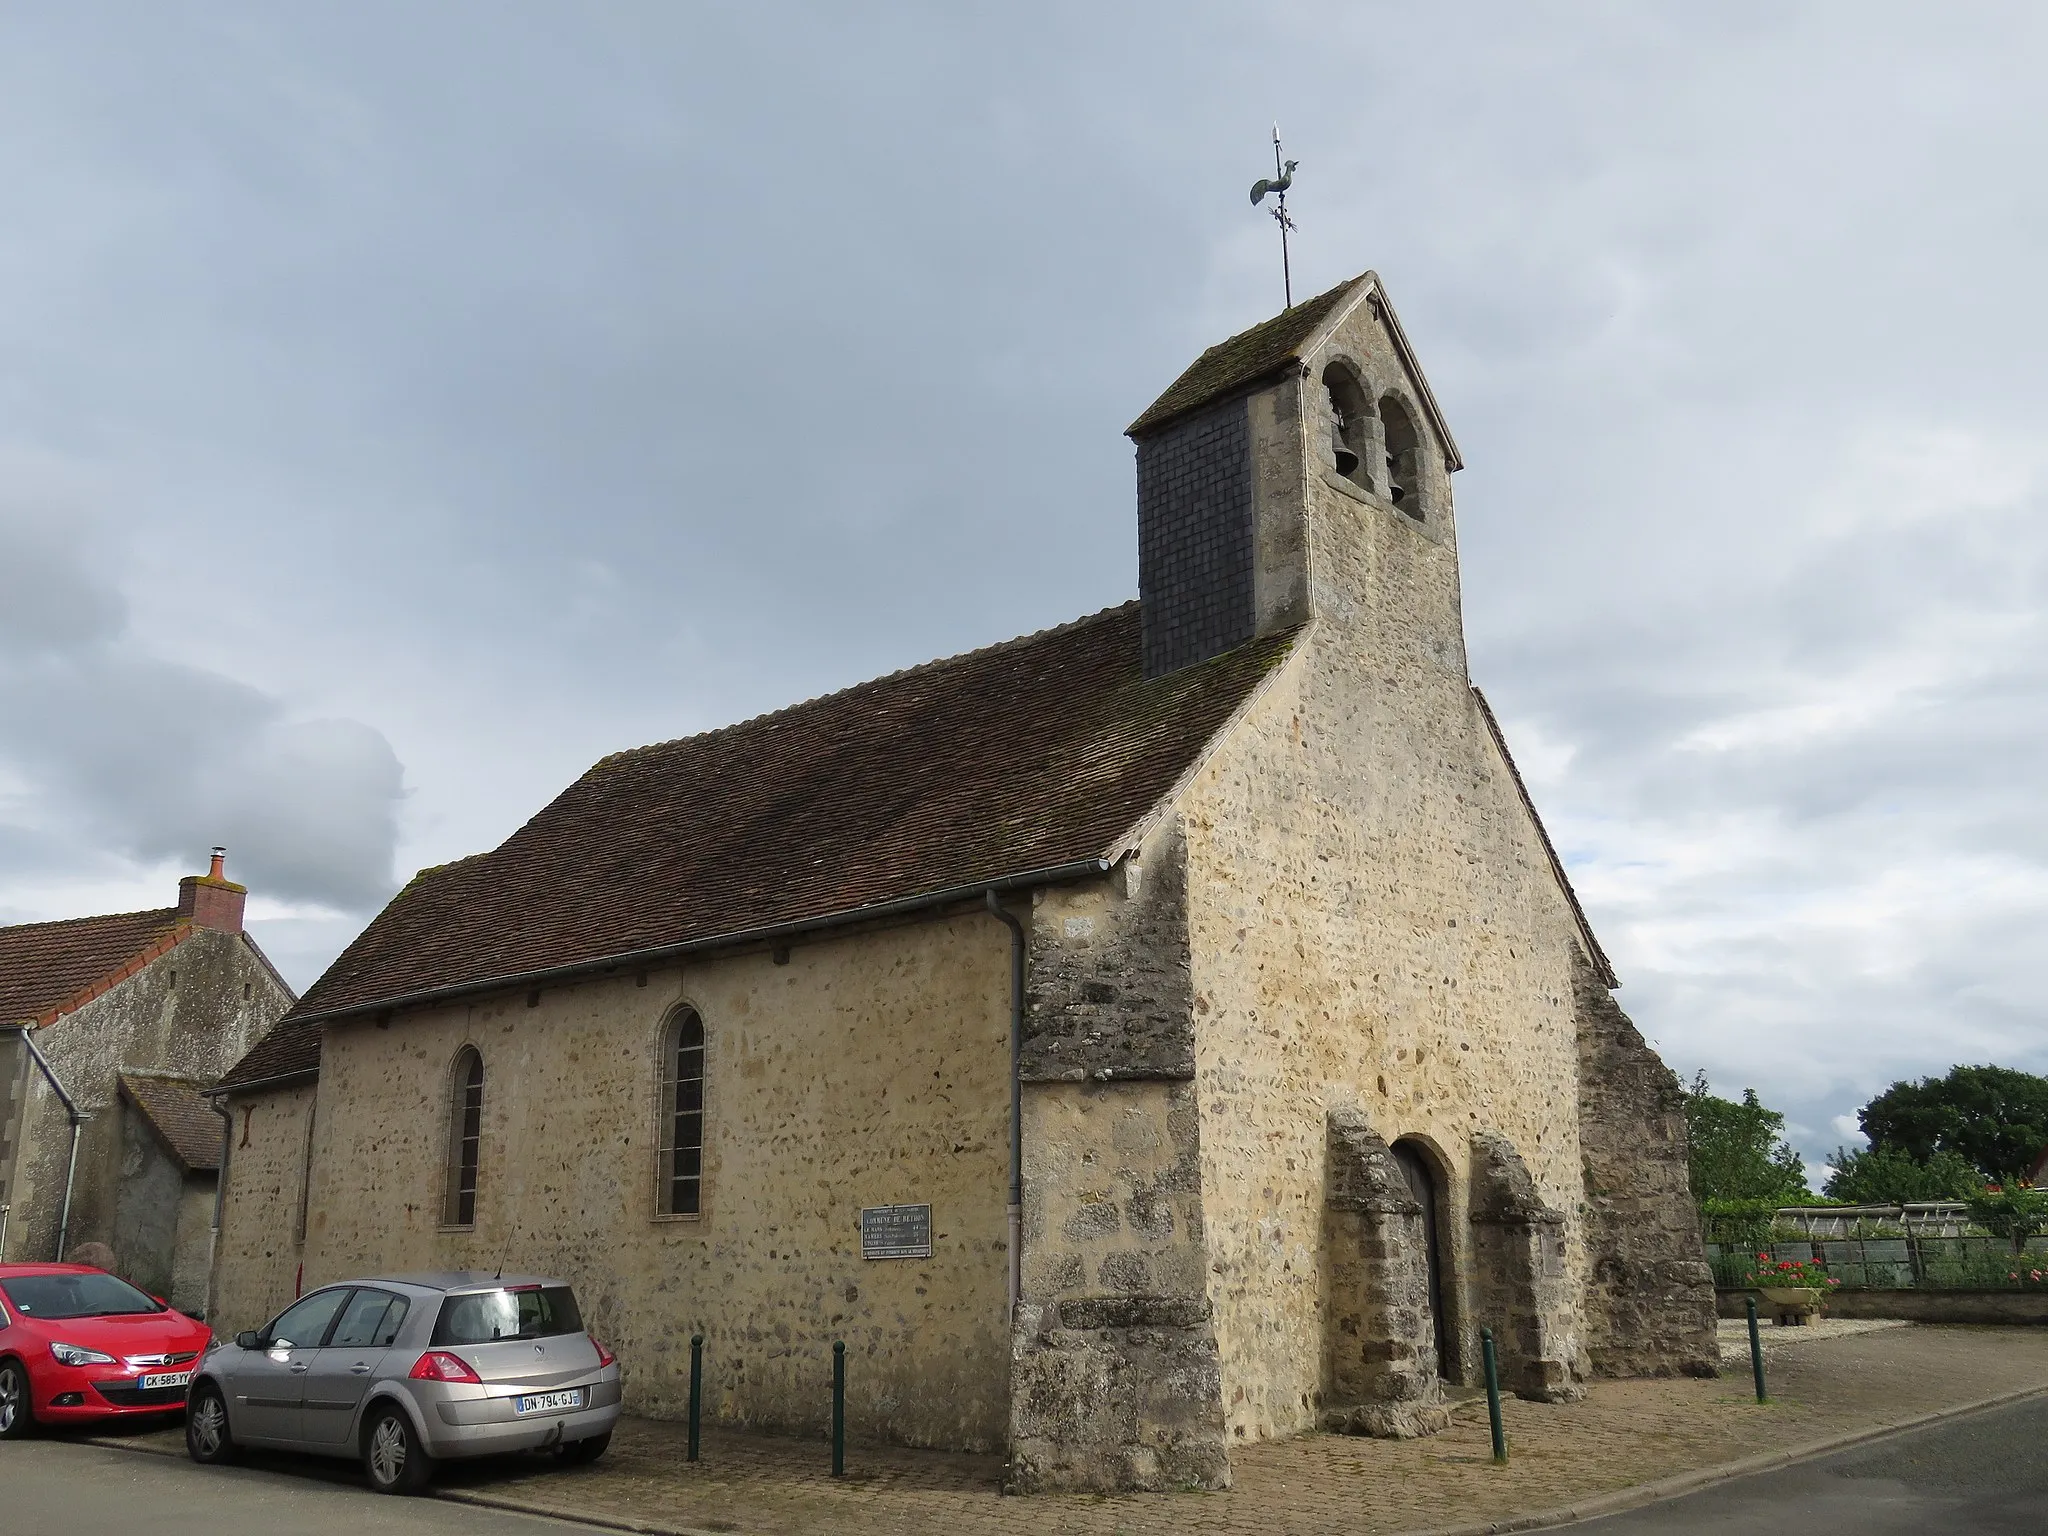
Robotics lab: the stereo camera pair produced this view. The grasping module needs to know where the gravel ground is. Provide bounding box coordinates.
[1715,1316,1908,1361]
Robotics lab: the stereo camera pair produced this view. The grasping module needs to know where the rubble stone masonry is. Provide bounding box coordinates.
[1572,953,1718,1377]
[280,915,1018,1452]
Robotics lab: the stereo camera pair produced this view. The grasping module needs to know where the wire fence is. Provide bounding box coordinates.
[1705,1229,2048,1291]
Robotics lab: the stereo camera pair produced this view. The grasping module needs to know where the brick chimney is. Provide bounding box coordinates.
[177,846,247,934]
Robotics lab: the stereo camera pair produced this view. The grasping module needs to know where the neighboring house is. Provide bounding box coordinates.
[0,853,295,1313]
[214,271,1715,1492]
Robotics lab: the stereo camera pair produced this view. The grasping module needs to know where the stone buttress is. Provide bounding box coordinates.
[1007,828,1232,1493]
[1321,1108,1451,1437]
[1572,951,1719,1377]
[1467,1131,1586,1401]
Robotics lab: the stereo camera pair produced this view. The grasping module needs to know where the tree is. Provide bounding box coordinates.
[1823,1143,1983,1204]
[1858,1065,2048,1186]
[1684,1074,1809,1203]
[1963,1184,2048,1255]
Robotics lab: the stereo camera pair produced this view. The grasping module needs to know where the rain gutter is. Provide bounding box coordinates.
[2,1026,88,1261]
[984,890,1027,1320]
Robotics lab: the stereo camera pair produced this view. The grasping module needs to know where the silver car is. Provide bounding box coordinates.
[185,1271,622,1494]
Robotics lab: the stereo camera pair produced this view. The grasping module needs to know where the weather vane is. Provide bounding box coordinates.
[1249,124,1298,309]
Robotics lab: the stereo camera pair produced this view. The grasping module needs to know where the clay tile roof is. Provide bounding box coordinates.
[1126,276,1362,438]
[119,1073,224,1172]
[0,907,185,1027]
[281,603,1297,1027]
[213,1018,323,1094]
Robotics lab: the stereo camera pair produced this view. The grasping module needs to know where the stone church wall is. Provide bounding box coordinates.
[1008,830,1231,1491]
[1180,643,1593,1443]
[1173,295,1608,1444]
[292,912,1016,1452]
[212,1079,316,1333]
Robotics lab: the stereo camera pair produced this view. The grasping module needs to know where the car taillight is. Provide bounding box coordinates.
[408,1350,483,1384]
[591,1337,616,1368]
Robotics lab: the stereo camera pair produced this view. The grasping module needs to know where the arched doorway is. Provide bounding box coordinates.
[1392,1139,1450,1379]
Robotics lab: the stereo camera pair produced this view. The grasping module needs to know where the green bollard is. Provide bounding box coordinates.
[831,1340,846,1478]
[688,1334,703,1462]
[1481,1327,1507,1464]
[1746,1295,1768,1403]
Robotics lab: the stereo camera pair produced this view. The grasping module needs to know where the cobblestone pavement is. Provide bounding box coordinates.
[85,1326,2048,1536]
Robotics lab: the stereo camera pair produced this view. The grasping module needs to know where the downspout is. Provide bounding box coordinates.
[6,1027,88,1261]
[984,890,1026,1320]
[205,1095,233,1324]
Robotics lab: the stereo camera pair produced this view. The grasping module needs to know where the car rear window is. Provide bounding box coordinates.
[431,1285,583,1345]
[1,1271,166,1320]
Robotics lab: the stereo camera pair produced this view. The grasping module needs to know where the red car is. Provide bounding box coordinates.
[0,1263,214,1436]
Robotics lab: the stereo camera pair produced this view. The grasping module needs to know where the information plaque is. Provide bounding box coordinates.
[860,1203,933,1260]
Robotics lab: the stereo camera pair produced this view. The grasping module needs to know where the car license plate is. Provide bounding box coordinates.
[140,1370,193,1392]
[513,1388,584,1415]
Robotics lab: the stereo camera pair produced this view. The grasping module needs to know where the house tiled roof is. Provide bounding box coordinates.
[277,603,1297,1030]
[1126,278,1359,438]
[119,1073,225,1172]
[213,1018,322,1094]
[0,908,186,1027]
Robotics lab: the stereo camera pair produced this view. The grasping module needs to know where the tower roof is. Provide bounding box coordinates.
[1127,271,1463,470]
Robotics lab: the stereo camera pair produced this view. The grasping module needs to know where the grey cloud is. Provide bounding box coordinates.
[0,504,403,911]
[1,2,2044,1123]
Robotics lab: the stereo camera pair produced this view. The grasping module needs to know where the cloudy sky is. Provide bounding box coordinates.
[2,3,2042,1172]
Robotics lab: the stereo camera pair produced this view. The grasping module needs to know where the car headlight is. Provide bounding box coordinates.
[50,1341,118,1367]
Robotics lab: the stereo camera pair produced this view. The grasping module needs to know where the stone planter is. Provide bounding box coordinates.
[1759,1285,1825,1326]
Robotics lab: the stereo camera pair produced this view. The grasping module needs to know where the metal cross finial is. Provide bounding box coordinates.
[1249,124,1298,308]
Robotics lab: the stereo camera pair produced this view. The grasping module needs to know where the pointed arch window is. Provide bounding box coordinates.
[443,1047,484,1227]
[657,1009,706,1216]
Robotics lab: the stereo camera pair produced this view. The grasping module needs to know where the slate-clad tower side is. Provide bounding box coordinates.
[1136,399,1255,677]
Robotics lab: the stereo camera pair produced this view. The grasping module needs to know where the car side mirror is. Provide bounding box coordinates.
[235,1331,262,1350]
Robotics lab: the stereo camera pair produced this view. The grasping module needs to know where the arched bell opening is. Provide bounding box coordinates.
[1379,394,1426,521]
[1321,361,1377,493]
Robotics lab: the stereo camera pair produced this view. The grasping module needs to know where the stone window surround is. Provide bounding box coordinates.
[650,999,711,1225]
[438,1043,485,1232]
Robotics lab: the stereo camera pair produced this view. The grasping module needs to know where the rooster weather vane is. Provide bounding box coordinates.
[1250,125,1298,308]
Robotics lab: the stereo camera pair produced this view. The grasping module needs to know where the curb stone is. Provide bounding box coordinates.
[434,1490,725,1535]
[1409,1380,2048,1536]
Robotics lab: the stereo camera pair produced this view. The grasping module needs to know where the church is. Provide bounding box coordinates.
[211,271,1715,1492]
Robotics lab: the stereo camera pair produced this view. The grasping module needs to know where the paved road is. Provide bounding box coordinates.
[9,1391,2048,1535]
[1573,1392,2048,1534]
[1,1435,615,1536]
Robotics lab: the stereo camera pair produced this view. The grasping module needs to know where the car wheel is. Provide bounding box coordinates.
[185,1383,238,1464]
[0,1359,33,1439]
[555,1429,611,1464]
[363,1404,435,1494]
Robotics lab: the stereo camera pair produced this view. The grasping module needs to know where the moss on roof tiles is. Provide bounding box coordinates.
[277,604,1297,1026]
[1126,277,1360,438]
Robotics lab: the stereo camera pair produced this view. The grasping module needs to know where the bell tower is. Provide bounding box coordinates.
[1126,272,1464,678]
